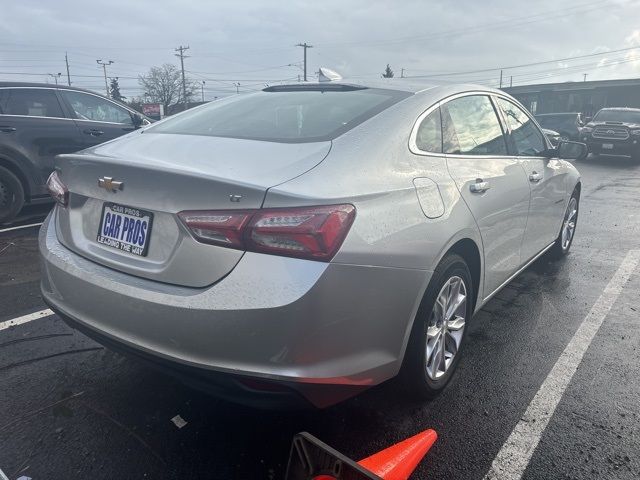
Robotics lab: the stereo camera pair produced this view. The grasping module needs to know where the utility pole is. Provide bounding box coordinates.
[510,75,513,88]
[65,52,71,85]
[499,69,503,88]
[401,68,405,78]
[583,73,588,82]
[97,60,114,97]
[201,81,205,102]
[296,42,313,81]
[175,45,190,111]
[48,73,61,85]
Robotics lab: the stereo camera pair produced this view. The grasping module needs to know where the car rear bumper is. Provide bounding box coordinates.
[39,210,430,407]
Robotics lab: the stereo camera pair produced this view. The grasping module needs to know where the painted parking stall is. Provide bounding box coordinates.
[2,154,640,479]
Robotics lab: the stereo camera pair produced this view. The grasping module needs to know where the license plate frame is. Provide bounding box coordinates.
[602,143,614,150]
[96,202,154,257]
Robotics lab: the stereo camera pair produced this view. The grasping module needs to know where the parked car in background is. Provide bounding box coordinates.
[542,128,561,146]
[580,107,640,160]
[40,80,586,408]
[535,112,585,141]
[0,82,151,224]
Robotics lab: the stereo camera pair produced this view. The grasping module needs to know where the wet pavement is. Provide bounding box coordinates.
[1,156,639,480]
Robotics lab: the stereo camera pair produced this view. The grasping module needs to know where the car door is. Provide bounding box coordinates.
[495,96,566,263]
[442,94,531,298]
[0,87,83,197]
[58,89,137,147]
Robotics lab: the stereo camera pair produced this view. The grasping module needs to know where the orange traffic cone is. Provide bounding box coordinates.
[357,430,438,480]
[286,429,437,480]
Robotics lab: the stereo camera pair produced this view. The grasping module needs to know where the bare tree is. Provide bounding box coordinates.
[138,64,197,111]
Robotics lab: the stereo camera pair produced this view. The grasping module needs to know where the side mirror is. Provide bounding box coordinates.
[553,140,588,160]
[131,113,144,128]
[584,116,592,123]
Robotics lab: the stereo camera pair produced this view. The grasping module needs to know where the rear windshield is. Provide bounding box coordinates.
[148,86,411,143]
[593,110,640,123]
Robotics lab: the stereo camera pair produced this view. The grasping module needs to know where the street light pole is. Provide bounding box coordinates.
[97,60,114,97]
[201,81,205,102]
[48,73,62,85]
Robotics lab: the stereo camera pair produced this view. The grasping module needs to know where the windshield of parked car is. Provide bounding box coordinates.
[593,110,640,123]
[148,87,411,143]
[535,115,574,129]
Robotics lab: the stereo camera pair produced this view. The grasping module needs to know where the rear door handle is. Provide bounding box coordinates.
[0,126,16,133]
[529,171,543,183]
[470,179,490,193]
[83,129,104,137]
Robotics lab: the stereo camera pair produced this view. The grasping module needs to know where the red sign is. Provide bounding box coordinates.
[142,103,162,117]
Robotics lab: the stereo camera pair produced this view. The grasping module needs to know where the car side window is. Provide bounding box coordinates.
[0,88,65,118]
[441,95,507,156]
[415,107,442,153]
[496,98,546,156]
[61,90,133,124]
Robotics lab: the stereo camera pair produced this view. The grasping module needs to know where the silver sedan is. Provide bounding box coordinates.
[40,80,585,408]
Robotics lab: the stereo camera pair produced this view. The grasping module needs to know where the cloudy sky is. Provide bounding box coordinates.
[1,0,640,100]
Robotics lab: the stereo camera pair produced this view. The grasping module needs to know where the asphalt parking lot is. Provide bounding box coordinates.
[1,155,639,480]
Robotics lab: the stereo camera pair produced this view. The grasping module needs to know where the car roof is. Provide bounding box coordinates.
[598,107,640,112]
[263,78,508,100]
[535,112,580,116]
[0,81,108,96]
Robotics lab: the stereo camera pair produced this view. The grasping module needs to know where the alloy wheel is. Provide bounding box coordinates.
[425,276,467,380]
[561,197,578,250]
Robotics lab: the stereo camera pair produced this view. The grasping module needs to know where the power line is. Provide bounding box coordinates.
[316,0,614,49]
[404,45,640,79]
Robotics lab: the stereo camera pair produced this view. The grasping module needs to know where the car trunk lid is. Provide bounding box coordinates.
[54,132,331,287]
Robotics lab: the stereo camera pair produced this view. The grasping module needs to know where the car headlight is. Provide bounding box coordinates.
[631,129,640,136]
[581,127,593,133]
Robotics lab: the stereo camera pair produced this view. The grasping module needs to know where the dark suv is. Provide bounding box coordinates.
[0,82,150,223]
[580,107,640,160]
[534,112,584,141]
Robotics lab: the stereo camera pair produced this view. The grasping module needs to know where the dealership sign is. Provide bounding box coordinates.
[142,103,164,120]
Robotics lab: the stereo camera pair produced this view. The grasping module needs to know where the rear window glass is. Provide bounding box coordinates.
[148,87,411,143]
[593,110,640,123]
[0,88,64,118]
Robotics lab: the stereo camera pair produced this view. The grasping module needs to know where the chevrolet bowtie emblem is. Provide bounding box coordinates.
[98,176,123,192]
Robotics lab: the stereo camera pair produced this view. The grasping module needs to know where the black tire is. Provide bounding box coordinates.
[400,253,473,399]
[548,189,579,259]
[0,166,25,225]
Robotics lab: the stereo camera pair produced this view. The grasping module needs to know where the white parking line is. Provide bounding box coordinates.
[0,309,54,332]
[0,222,43,234]
[0,467,9,480]
[484,249,640,480]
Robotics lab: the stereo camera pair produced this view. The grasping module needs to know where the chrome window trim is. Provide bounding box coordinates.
[409,90,518,159]
[0,113,74,121]
[0,85,139,125]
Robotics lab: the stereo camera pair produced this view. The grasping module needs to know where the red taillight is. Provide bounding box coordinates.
[178,210,253,249]
[178,204,355,261]
[46,170,68,207]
